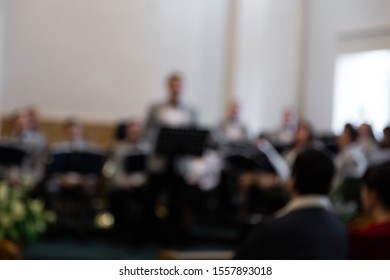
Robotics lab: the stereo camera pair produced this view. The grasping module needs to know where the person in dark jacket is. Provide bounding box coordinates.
[234,149,347,260]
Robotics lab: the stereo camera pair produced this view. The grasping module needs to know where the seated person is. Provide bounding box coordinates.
[215,100,247,144]
[283,121,323,168]
[357,123,380,163]
[334,123,367,189]
[49,118,101,191]
[349,162,390,259]
[234,149,347,260]
[0,141,27,186]
[0,109,47,186]
[270,107,298,146]
[46,119,105,233]
[108,119,150,189]
[52,118,96,152]
[107,120,150,239]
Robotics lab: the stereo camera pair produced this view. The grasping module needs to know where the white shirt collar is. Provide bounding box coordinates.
[275,195,332,218]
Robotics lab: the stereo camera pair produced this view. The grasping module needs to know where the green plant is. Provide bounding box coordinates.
[0,181,56,243]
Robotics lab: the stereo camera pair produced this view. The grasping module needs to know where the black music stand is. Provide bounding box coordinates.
[0,144,27,167]
[48,151,106,176]
[223,142,277,174]
[154,127,210,157]
[124,154,147,174]
[46,150,107,234]
[151,127,210,240]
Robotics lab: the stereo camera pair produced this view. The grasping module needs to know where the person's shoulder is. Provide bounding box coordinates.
[277,208,341,226]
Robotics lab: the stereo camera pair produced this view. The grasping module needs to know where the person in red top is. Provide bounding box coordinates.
[349,161,390,259]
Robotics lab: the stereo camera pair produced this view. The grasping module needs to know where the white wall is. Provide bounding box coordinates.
[5,0,390,134]
[2,0,227,126]
[0,0,6,129]
[233,0,304,135]
[304,0,390,131]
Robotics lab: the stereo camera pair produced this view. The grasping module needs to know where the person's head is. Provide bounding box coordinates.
[166,73,183,105]
[359,123,376,141]
[282,108,297,129]
[288,149,335,197]
[361,162,390,218]
[26,106,42,130]
[227,100,240,121]
[64,118,83,140]
[294,121,314,148]
[10,110,29,133]
[337,123,358,149]
[126,119,142,143]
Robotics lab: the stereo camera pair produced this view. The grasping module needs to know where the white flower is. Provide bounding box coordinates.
[0,213,15,228]
[0,182,10,203]
[29,200,44,214]
[45,211,57,223]
[10,200,26,221]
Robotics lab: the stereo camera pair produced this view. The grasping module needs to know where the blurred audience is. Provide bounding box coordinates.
[3,90,390,258]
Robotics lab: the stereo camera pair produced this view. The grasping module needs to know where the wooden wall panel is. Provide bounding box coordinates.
[1,117,116,148]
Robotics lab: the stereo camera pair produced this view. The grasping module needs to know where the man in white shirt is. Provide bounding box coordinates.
[145,74,197,140]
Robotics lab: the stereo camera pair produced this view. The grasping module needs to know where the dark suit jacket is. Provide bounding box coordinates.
[234,208,347,260]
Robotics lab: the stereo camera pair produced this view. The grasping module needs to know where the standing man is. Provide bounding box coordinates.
[144,73,198,241]
[145,73,197,139]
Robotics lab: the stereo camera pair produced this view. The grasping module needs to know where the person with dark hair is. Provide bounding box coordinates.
[52,118,97,151]
[380,126,390,149]
[107,119,150,241]
[334,123,367,188]
[358,123,379,162]
[349,162,390,259]
[234,149,347,259]
[283,120,323,167]
[370,126,390,164]
[108,119,150,189]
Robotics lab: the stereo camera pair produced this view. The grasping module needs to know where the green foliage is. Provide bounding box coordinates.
[0,181,56,243]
